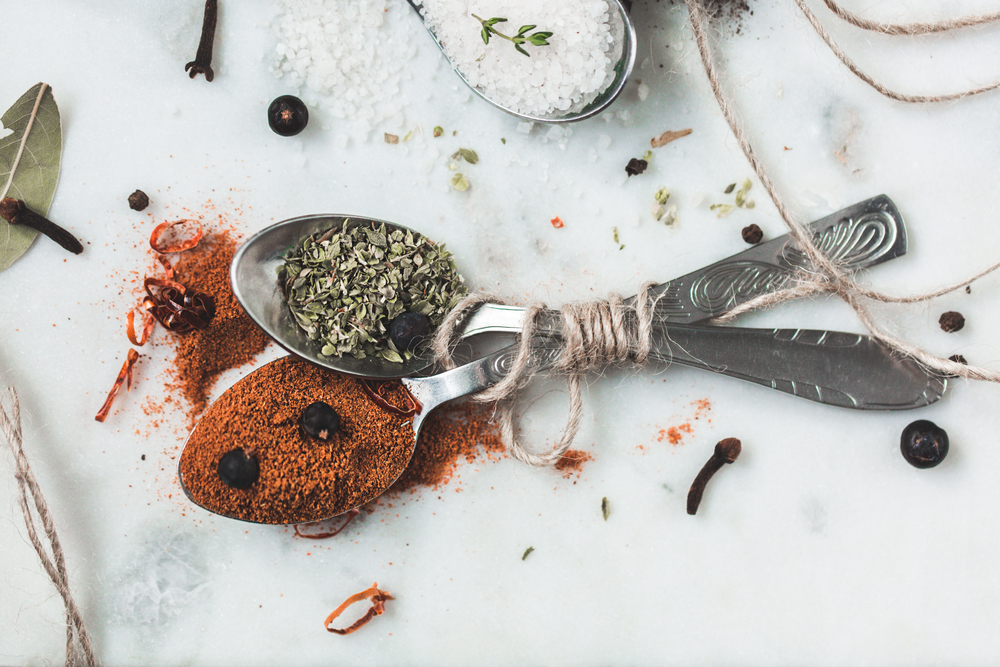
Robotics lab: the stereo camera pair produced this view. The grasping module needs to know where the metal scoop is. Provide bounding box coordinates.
[231,195,907,379]
[406,0,637,123]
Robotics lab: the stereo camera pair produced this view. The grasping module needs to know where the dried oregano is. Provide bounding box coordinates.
[278,219,467,363]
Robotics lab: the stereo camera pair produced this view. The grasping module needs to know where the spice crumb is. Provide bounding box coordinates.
[741,224,763,244]
[554,449,593,478]
[550,216,564,229]
[128,190,150,211]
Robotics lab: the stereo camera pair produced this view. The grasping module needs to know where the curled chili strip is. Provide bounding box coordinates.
[156,254,175,280]
[360,379,422,417]
[324,582,394,635]
[293,509,360,540]
[95,349,140,423]
[143,277,215,333]
[149,219,204,254]
[126,309,156,347]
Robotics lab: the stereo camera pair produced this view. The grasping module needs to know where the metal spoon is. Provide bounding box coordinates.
[231,195,907,379]
[178,324,946,523]
[406,0,637,123]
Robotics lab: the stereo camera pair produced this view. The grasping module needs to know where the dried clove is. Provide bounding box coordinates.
[0,198,82,254]
[185,0,218,81]
[687,437,741,515]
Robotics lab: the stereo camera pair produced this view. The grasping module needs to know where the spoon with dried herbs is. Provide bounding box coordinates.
[231,197,908,379]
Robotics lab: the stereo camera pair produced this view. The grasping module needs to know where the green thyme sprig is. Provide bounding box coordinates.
[473,15,553,57]
[278,219,467,363]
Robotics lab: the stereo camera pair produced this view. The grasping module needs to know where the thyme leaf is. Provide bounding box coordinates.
[473,14,553,57]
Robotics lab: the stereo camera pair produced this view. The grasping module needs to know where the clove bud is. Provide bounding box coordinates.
[0,198,82,255]
[687,437,741,515]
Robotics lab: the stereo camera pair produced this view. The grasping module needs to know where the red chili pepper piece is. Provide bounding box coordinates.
[95,349,140,423]
[126,309,156,346]
[149,219,204,254]
[324,582,394,635]
[360,379,422,417]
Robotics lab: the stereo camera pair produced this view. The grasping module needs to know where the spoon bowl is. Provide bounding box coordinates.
[231,213,441,379]
[407,0,637,123]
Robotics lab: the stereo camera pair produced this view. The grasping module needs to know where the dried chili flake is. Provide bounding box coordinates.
[294,509,360,539]
[550,216,564,229]
[126,309,156,346]
[150,219,204,254]
[324,582,394,635]
[95,349,140,423]
[361,379,422,417]
[143,277,215,333]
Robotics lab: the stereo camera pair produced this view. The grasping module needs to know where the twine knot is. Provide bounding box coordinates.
[431,283,660,467]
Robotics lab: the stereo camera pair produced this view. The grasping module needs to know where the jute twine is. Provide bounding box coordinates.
[432,0,1000,467]
[0,386,97,667]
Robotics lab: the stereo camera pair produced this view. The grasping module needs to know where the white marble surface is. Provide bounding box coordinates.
[4,0,1000,664]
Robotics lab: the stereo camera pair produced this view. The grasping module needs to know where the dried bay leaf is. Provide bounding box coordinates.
[0,83,63,272]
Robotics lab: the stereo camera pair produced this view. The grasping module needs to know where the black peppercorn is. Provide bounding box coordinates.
[948,354,967,365]
[268,95,309,136]
[300,401,341,440]
[939,311,965,333]
[128,190,150,211]
[389,312,431,352]
[218,448,260,488]
[900,420,949,469]
[741,224,763,244]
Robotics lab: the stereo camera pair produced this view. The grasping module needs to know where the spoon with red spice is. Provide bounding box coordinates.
[231,196,906,379]
[179,310,946,524]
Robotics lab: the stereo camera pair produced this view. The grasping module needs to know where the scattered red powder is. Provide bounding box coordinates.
[386,401,505,494]
[658,423,693,445]
[554,448,594,478]
[168,230,271,422]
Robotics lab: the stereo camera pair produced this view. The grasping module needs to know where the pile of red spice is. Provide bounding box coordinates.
[167,230,270,421]
[387,401,505,494]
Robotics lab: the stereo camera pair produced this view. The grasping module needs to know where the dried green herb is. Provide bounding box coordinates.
[474,15,553,57]
[451,173,470,191]
[522,546,535,560]
[278,219,467,363]
[723,183,736,194]
[612,227,624,250]
[601,497,610,521]
[501,138,506,145]
[710,203,734,218]
[451,148,479,165]
[0,83,62,272]
[433,126,444,137]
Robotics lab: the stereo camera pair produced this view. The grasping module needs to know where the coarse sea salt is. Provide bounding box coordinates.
[270,0,413,139]
[418,0,621,118]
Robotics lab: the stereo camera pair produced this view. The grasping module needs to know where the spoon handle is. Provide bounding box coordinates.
[405,323,944,421]
[458,195,905,336]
